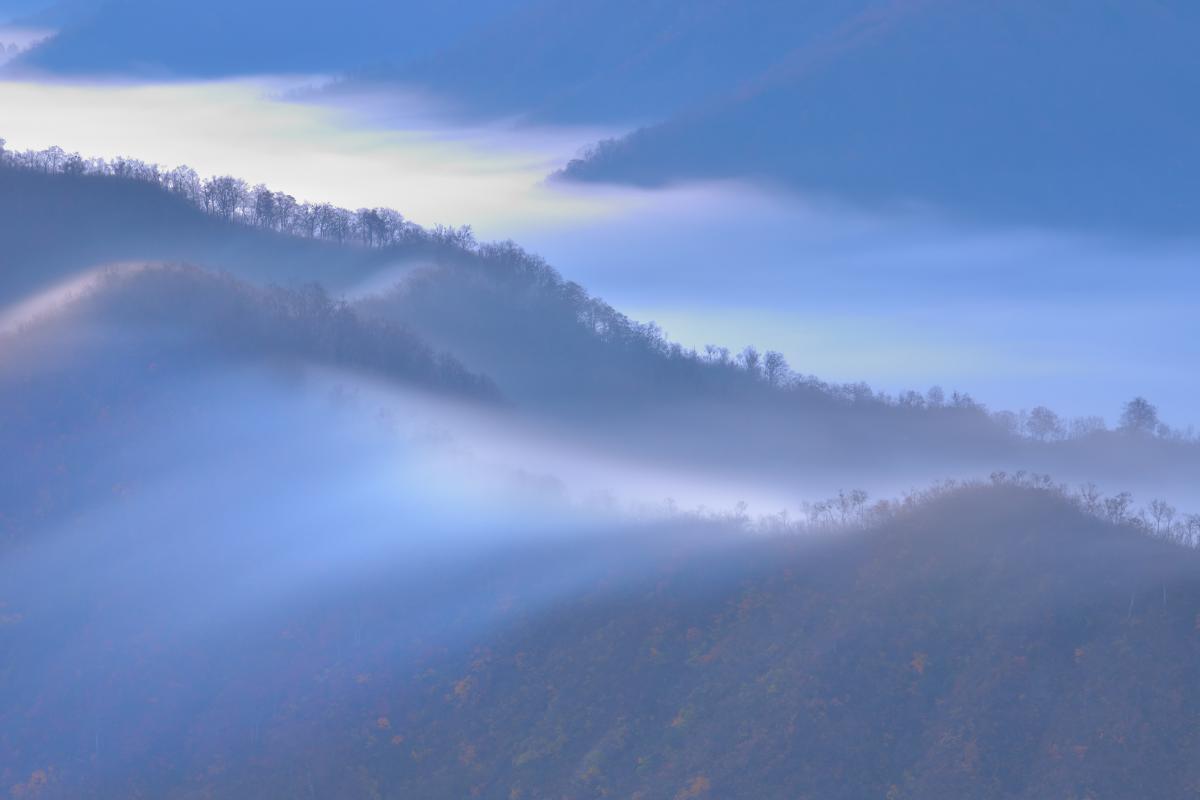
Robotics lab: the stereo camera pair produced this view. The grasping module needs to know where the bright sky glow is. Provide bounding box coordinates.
[0,76,617,231]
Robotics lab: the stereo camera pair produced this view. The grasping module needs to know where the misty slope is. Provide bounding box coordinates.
[6,485,1197,798]
[13,0,523,75]
[315,486,1200,800]
[0,264,496,545]
[339,486,1200,800]
[0,261,740,798]
[3,165,1197,496]
[0,166,419,301]
[560,0,1200,233]
[358,248,1200,496]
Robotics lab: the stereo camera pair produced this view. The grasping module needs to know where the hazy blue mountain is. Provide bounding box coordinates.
[0,165,416,301]
[16,0,524,75]
[4,164,1198,500]
[5,478,1197,798]
[560,0,1200,233]
[354,240,1200,498]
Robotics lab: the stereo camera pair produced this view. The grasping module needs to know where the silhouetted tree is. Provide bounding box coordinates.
[762,350,789,387]
[1120,397,1159,435]
[739,346,761,375]
[1149,499,1176,536]
[203,176,247,221]
[1026,406,1063,441]
[1104,492,1134,524]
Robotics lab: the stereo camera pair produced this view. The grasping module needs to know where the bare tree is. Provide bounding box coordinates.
[1149,499,1177,537]
[1104,492,1134,524]
[251,184,278,229]
[739,346,761,375]
[1184,515,1200,547]
[1026,406,1064,441]
[762,350,789,387]
[1119,397,1159,435]
[1077,483,1103,515]
[203,176,247,221]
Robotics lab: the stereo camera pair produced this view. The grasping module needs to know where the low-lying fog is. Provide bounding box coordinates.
[4,318,1194,792]
[0,351,753,788]
[1,75,1197,424]
[0,271,865,520]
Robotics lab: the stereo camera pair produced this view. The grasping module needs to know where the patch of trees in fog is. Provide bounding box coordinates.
[751,472,1200,552]
[378,238,1196,452]
[697,347,1192,443]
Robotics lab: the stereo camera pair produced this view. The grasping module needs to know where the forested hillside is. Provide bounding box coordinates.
[5,482,1198,798]
[0,164,399,299]
[319,485,1200,800]
[3,152,1199,501]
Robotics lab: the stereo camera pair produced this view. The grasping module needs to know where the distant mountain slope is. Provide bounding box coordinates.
[560,0,1200,233]
[15,0,523,76]
[357,246,1200,496]
[3,164,1198,497]
[0,166,427,302]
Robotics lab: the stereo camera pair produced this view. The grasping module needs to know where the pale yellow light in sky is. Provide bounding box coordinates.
[0,77,617,233]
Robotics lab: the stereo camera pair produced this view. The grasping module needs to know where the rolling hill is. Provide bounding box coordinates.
[3,161,1199,500]
[4,482,1198,798]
